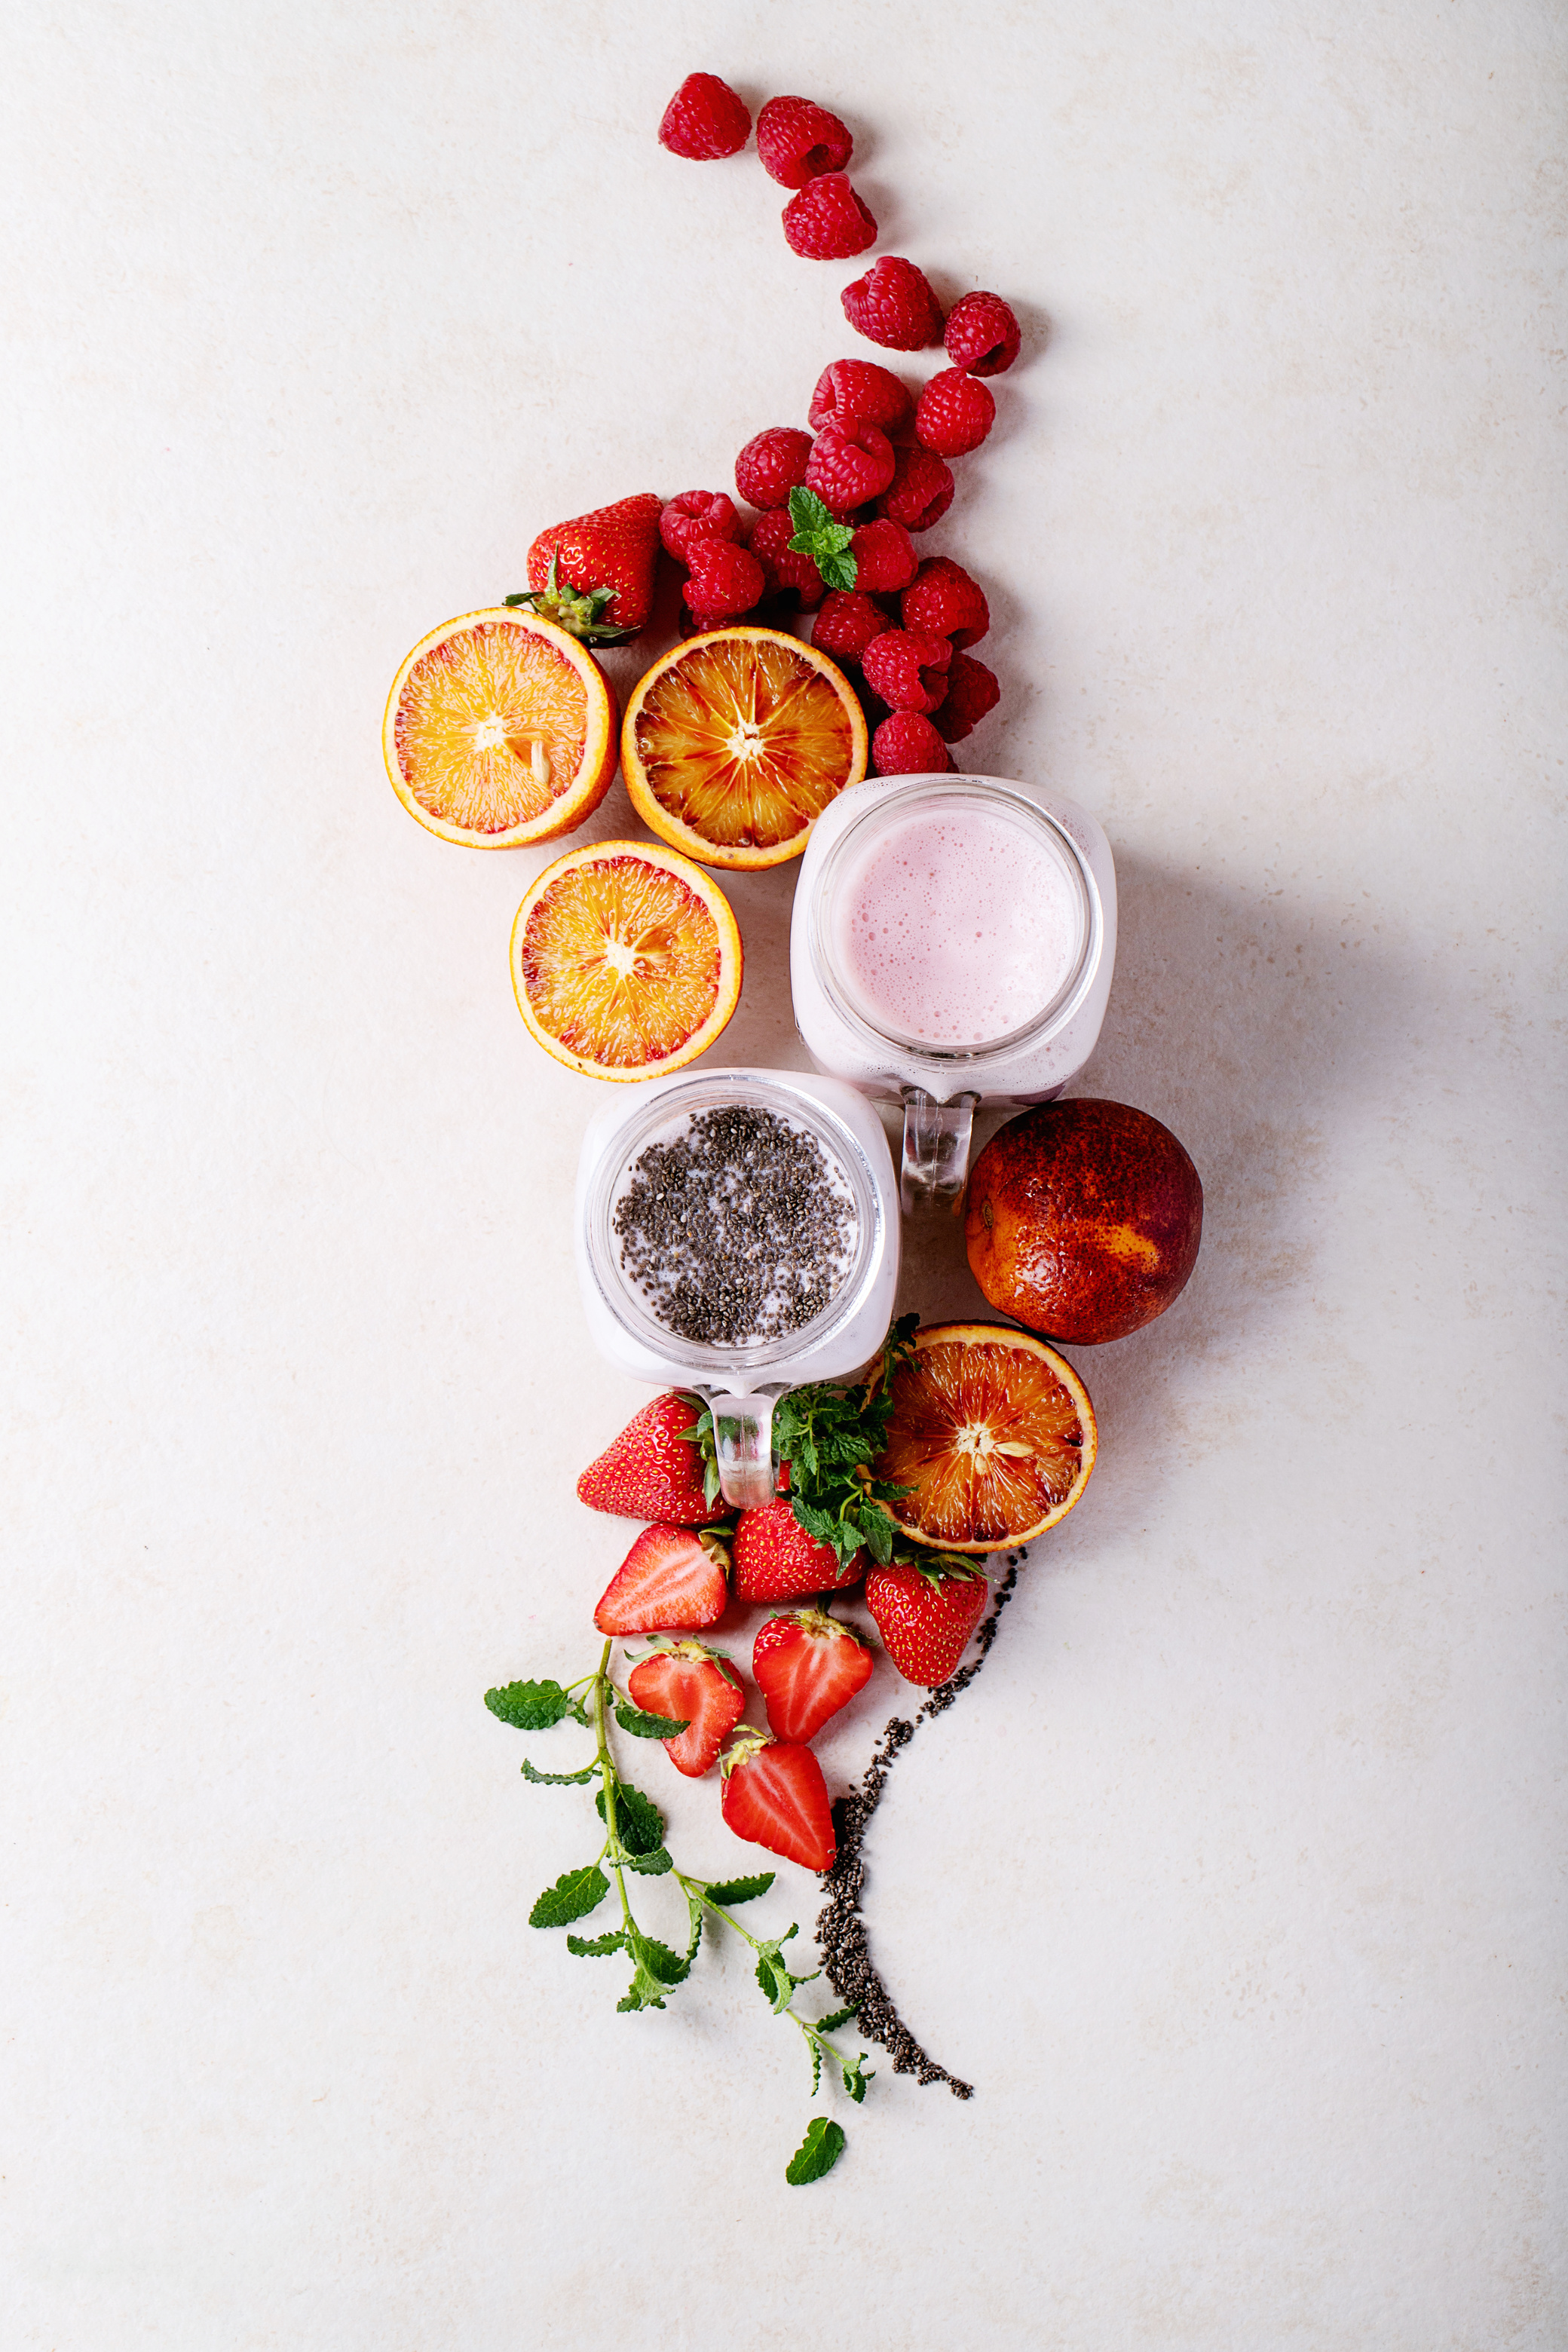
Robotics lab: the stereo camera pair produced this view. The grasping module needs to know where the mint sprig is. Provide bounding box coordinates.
[772,1313,920,1565]
[786,486,858,593]
[487,1642,873,2167]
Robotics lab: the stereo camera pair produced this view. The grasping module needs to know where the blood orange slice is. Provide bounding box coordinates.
[510,841,743,1080]
[621,626,867,869]
[871,1322,1097,1553]
[383,608,617,847]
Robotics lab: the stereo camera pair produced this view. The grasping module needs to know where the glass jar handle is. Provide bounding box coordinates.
[706,1391,781,1512]
[899,1088,978,1216]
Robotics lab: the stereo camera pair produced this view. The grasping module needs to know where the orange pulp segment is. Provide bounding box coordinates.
[622,626,866,869]
[384,608,617,847]
[873,1322,1098,1553]
[510,841,743,1080]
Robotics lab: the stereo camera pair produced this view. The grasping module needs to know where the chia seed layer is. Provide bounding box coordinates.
[613,1103,858,1349]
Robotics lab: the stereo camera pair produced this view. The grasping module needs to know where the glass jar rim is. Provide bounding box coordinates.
[581,1071,889,1375]
[806,776,1101,1065]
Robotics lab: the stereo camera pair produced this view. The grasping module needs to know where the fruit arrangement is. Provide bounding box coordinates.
[380,71,1208,2183]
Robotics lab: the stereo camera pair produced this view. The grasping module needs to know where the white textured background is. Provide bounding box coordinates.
[4,3,1564,2345]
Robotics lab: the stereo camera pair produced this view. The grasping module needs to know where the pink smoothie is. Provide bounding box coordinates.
[832,804,1083,1046]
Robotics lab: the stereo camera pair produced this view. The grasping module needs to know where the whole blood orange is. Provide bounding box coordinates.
[965,1099,1202,1344]
[871,1322,1096,1553]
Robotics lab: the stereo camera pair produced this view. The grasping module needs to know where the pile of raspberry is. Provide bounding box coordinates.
[657,72,1023,776]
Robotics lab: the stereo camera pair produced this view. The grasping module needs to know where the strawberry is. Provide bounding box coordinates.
[863,1560,989,1687]
[513,493,663,643]
[731,1497,864,1603]
[719,1728,836,1870]
[753,1609,874,1743]
[593,1524,730,1636]
[627,1639,745,1776]
[577,1392,716,1523]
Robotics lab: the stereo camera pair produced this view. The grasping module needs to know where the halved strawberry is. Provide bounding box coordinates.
[730,1496,863,1602]
[627,1640,745,1777]
[752,1609,874,1743]
[719,1728,836,1871]
[863,1559,988,1687]
[511,492,664,643]
[593,1524,730,1635]
[577,1392,716,1524]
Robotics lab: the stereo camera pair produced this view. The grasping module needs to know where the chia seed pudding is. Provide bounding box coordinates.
[611,1102,860,1349]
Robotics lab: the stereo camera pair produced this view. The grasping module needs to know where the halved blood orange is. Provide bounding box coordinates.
[871,1322,1097,1554]
[383,608,617,848]
[621,626,867,869]
[510,841,743,1080]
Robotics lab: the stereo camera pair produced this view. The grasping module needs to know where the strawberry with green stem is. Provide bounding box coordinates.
[507,492,664,644]
[485,1644,871,2171]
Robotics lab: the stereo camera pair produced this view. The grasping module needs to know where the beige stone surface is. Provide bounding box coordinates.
[3,2,1563,2344]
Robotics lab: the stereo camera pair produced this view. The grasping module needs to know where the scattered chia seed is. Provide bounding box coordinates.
[813,1553,1025,2098]
[614,1104,858,1348]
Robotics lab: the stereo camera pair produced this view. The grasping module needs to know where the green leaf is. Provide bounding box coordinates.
[528,1865,611,1929]
[817,547,858,593]
[486,1679,573,1731]
[597,1781,665,1856]
[786,2117,847,2185]
[632,1932,691,1987]
[859,1504,897,1565]
[841,2053,873,2103]
[521,1757,599,1786]
[617,1964,669,2012]
[614,1698,691,1740]
[816,2004,859,2034]
[704,1872,775,1906]
[566,1929,625,1958]
[791,1494,844,1546]
[810,2038,823,2097]
[684,1888,705,1964]
[625,1846,673,1876]
[756,1951,794,2012]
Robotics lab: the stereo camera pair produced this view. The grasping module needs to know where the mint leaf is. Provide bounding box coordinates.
[528,1865,611,1929]
[486,1680,574,1731]
[614,1698,691,1740]
[632,1932,691,1987]
[816,2004,859,2034]
[598,1781,664,1856]
[786,485,856,590]
[566,1929,625,1957]
[684,1887,705,1963]
[786,2117,846,2185]
[703,1872,775,1906]
[625,1846,673,1876]
[841,2053,873,2102]
[810,2038,823,2097]
[617,1964,669,2012]
[521,1758,599,1786]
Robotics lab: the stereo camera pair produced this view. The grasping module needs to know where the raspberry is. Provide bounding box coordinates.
[811,591,890,669]
[874,446,954,536]
[756,95,853,188]
[746,509,825,606]
[847,516,917,593]
[807,359,912,438]
[862,627,951,714]
[931,651,1000,740]
[683,540,764,623]
[657,73,752,161]
[943,290,1021,378]
[901,556,989,650]
[734,426,813,510]
[841,256,944,351]
[914,368,997,458]
[871,711,951,775]
[782,172,877,260]
[804,421,896,517]
[660,491,741,565]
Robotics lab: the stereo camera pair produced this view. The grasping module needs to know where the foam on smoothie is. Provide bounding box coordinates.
[832,803,1082,1046]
